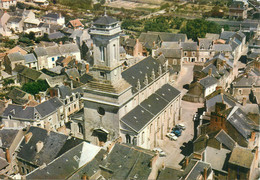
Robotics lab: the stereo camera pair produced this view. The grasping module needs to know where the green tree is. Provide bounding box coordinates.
[22,80,49,95]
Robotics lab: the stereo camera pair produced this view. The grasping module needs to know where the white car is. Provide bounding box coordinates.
[152,147,166,157]
[177,123,186,130]
[166,133,178,141]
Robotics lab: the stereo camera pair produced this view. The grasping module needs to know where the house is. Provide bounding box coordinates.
[121,38,145,57]
[6,45,28,56]
[24,53,38,70]
[231,68,260,102]
[27,141,158,180]
[17,66,50,84]
[41,13,65,26]
[202,105,258,148]
[7,88,35,106]
[181,42,198,63]
[33,0,49,6]
[48,85,82,122]
[0,11,10,36]
[69,29,90,47]
[83,16,182,149]
[228,146,258,180]
[0,0,17,9]
[157,159,213,180]
[229,0,248,20]
[205,88,238,112]
[48,31,65,40]
[6,16,23,33]
[34,43,80,69]
[3,52,25,75]
[198,38,214,63]
[66,19,84,29]
[38,22,63,34]
[16,126,84,175]
[1,97,65,130]
[183,76,218,103]
[0,127,24,175]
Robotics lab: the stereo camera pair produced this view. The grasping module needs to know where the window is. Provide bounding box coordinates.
[64,100,67,104]
[184,52,187,56]
[52,57,55,62]
[100,72,105,78]
[97,107,105,116]
[141,132,144,144]
[113,44,116,60]
[74,104,76,109]
[68,107,71,112]
[150,124,153,133]
[100,46,105,61]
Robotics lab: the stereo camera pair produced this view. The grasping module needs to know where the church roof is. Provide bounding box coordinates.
[93,16,117,25]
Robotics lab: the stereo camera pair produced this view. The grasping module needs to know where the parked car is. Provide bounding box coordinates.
[166,133,178,141]
[193,113,198,121]
[172,128,182,137]
[176,124,186,130]
[152,147,166,157]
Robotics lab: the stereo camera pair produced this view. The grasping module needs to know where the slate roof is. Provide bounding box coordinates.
[7,88,29,105]
[181,42,197,51]
[93,16,117,25]
[48,32,65,40]
[18,126,83,167]
[157,167,183,180]
[45,46,60,57]
[204,146,230,173]
[185,160,212,180]
[199,76,218,88]
[7,52,25,62]
[35,97,63,118]
[79,73,93,84]
[215,129,236,150]
[43,13,61,20]
[121,84,180,133]
[220,31,236,40]
[8,16,22,23]
[155,48,182,59]
[213,44,232,52]
[229,146,254,169]
[0,128,20,149]
[24,53,37,64]
[20,67,43,81]
[122,56,166,93]
[34,47,47,57]
[59,43,80,54]
[57,85,72,99]
[27,141,100,179]
[227,106,254,139]
[65,68,80,80]
[198,38,213,49]
[124,38,136,47]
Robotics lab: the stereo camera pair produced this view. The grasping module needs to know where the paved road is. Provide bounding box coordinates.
[156,64,204,169]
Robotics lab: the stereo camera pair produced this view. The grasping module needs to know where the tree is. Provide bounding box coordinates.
[22,80,49,95]
[9,5,16,12]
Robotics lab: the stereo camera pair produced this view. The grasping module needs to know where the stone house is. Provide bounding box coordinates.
[198,38,214,63]
[121,38,145,57]
[229,1,248,20]
[228,146,258,180]
[231,68,260,102]
[6,16,23,33]
[17,66,50,84]
[24,53,38,70]
[16,126,84,175]
[181,42,198,63]
[0,0,17,9]
[3,52,25,75]
[1,97,65,131]
[41,13,65,26]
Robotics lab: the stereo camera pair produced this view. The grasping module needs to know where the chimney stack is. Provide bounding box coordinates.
[203,167,207,180]
[242,97,247,106]
[5,148,11,163]
[208,68,212,76]
[36,141,44,153]
[24,132,33,144]
[86,63,89,74]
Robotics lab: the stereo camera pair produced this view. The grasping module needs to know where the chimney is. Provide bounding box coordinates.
[81,174,88,180]
[203,167,207,180]
[5,148,11,163]
[185,158,189,168]
[221,28,224,33]
[28,94,33,101]
[136,39,139,44]
[24,132,33,144]
[208,68,212,76]
[216,86,222,91]
[242,97,247,106]
[36,141,44,153]
[59,41,63,45]
[86,63,89,73]
[149,153,159,168]
[23,105,27,110]
[153,41,155,47]
[250,131,256,141]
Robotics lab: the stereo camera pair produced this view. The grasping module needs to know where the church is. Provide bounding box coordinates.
[82,15,181,149]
